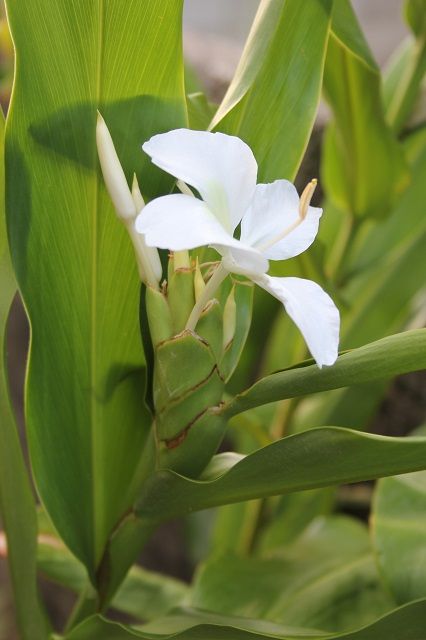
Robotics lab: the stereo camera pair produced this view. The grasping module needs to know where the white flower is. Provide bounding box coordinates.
[135,129,339,367]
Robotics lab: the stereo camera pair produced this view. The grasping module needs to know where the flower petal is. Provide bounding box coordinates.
[240,180,322,260]
[142,129,257,232]
[219,244,269,277]
[257,275,340,367]
[135,193,236,251]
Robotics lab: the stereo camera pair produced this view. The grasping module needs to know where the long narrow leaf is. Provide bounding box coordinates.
[0,112,47,636]
[212,0,333,181]
[65,600,426,639]
[135,427,426,522]
[224,330,426,418]
[323,0,407,219]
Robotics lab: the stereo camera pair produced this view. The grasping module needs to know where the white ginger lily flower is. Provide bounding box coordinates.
[135,129,339,367]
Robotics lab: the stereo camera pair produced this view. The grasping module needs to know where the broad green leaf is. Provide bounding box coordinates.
[258,489,335,552]
[224,330,426,417]
[372,469,426,604]
[0,110,47,636]
[323,0,407,218]
[64,600,426,639]
[135,427,426,522]
[212,0,333,181]
[186,93,217,130]
[192,516,393,633]
[37,532,189,621]
[5,0,186,577]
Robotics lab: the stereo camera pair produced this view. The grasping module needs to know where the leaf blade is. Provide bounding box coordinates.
[5,0,187,574]
[135,426,426,521]
[0,110,47,637]
[224,330,426,418]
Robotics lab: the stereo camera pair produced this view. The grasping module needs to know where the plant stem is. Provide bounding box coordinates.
[185,262,228,331]
[63,584,98,633]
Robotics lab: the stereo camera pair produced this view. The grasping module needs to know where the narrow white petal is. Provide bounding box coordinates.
[257,275,340,367]
[240,180,322,260]
[142,129,257,232]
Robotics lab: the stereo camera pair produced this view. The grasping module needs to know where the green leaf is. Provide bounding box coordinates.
[258,489,335,552]
[323,0,407,218]
[186,93,217,130]
[64,600,426,639]
[212,0,333,181]
[372,469,426,604]
[5,0,186,577]
[405,0,426,38]
[384,35,426,133]
[192,516,393,633]
[135,427,426,522]
[0,110,47,637]
[37,531,189,621]
[224,330,426,418]
[65,613,325,639]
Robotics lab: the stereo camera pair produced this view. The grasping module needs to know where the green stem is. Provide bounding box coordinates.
[63,584,98,633]
[185,262,228,331]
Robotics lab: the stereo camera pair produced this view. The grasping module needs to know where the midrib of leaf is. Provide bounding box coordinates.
[91,0,104,561]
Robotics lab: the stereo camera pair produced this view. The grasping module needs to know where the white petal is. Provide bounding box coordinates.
[257,275,340,367]
[135,194,233,251]
[219,244,269,277]
[142,129,257,232]
[240,180,322,260]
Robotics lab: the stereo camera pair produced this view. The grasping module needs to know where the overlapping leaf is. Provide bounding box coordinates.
[323,0,407,218]
[212,0,333,181]
[192,516,393,633]
[373,468,426,604]
[0,109,47,637]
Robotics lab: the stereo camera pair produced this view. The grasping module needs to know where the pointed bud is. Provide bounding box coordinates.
[131,173,145,211]
[194,258,206,302]
[223,286,237,349]
[96,112,135,221]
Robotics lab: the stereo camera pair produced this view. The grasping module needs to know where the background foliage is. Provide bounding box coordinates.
[0,0,425,638]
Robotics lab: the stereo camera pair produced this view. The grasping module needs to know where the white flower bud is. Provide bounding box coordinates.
[96,112,135,221]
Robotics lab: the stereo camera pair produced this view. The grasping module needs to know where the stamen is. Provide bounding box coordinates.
[299,178,317,219]
[177,180,195,197]
[258,179,317,252]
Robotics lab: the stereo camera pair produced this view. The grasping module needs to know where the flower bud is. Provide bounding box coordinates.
[194,258,206,302]
[96,112,135,221]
